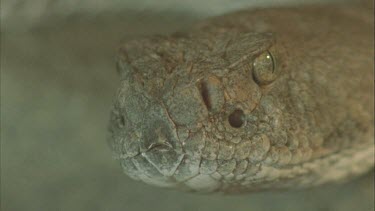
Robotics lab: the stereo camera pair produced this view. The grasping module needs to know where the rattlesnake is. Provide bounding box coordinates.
[108,2,374,193]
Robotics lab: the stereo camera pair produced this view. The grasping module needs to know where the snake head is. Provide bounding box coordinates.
[108,32,290,192]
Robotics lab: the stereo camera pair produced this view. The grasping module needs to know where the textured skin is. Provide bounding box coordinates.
[108,3,374,193]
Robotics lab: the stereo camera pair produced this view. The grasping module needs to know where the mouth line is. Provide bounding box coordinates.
[117,143,367,181]
[114,142,175,160]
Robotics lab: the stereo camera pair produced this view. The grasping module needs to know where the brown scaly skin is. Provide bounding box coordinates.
[108,3,374,193]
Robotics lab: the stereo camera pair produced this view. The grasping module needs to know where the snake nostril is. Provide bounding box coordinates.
[199,81,211,110]
[228,109,245,128]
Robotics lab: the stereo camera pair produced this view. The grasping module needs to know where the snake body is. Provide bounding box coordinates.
[108,2,374,193]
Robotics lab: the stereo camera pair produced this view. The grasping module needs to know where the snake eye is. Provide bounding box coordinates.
[252,51,277,85]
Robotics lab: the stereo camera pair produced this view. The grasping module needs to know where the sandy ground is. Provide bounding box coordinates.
[1,1,374,211]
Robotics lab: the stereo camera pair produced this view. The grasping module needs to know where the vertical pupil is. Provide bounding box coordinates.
[252,51,277,85]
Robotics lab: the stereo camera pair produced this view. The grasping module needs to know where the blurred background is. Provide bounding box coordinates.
[1,0,373,210]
